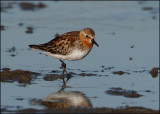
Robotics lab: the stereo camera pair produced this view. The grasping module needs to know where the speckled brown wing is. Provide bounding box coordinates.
[29,31,80,55]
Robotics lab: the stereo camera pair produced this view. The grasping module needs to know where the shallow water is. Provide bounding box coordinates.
[1,1,159,111]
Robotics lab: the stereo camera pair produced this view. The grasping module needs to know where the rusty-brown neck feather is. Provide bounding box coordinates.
[80,33,93,49]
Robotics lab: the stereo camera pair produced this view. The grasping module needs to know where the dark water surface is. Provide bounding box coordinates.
[1,1,159,112]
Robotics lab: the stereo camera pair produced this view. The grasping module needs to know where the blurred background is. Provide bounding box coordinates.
[1,1,159,112]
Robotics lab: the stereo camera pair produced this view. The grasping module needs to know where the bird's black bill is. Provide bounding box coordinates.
[92,39,99,47]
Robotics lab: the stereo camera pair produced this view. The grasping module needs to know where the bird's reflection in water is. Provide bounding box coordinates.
[35,69,92,109]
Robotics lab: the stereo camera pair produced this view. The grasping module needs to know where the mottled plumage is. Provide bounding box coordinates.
[30,31,80,55]
[29,28,99,72]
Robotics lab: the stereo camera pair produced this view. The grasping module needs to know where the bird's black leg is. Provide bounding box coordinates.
[59,60,68,75]
[60,60,66,69]
[58,60,71,92]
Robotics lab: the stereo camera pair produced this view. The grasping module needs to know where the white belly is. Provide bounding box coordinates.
[44,49,91,61]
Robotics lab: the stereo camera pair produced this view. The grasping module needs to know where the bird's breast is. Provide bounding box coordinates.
[65,48,91,61]
[44,48,91,61]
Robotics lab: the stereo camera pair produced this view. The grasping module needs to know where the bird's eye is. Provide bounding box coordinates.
[86,35,89,38]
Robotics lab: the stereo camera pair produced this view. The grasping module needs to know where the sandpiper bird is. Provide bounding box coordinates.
[29,27,99,73]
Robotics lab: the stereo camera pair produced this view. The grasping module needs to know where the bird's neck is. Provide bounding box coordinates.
[79,34,93,49]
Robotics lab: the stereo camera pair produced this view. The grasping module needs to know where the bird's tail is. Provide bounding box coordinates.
[29,44,42,50]
[29,44,48,51]
[29,44,38,48]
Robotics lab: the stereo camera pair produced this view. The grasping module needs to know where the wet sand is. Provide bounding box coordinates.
[1,1,159,113]
[1,67,159,113]
[2,106,159,113]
